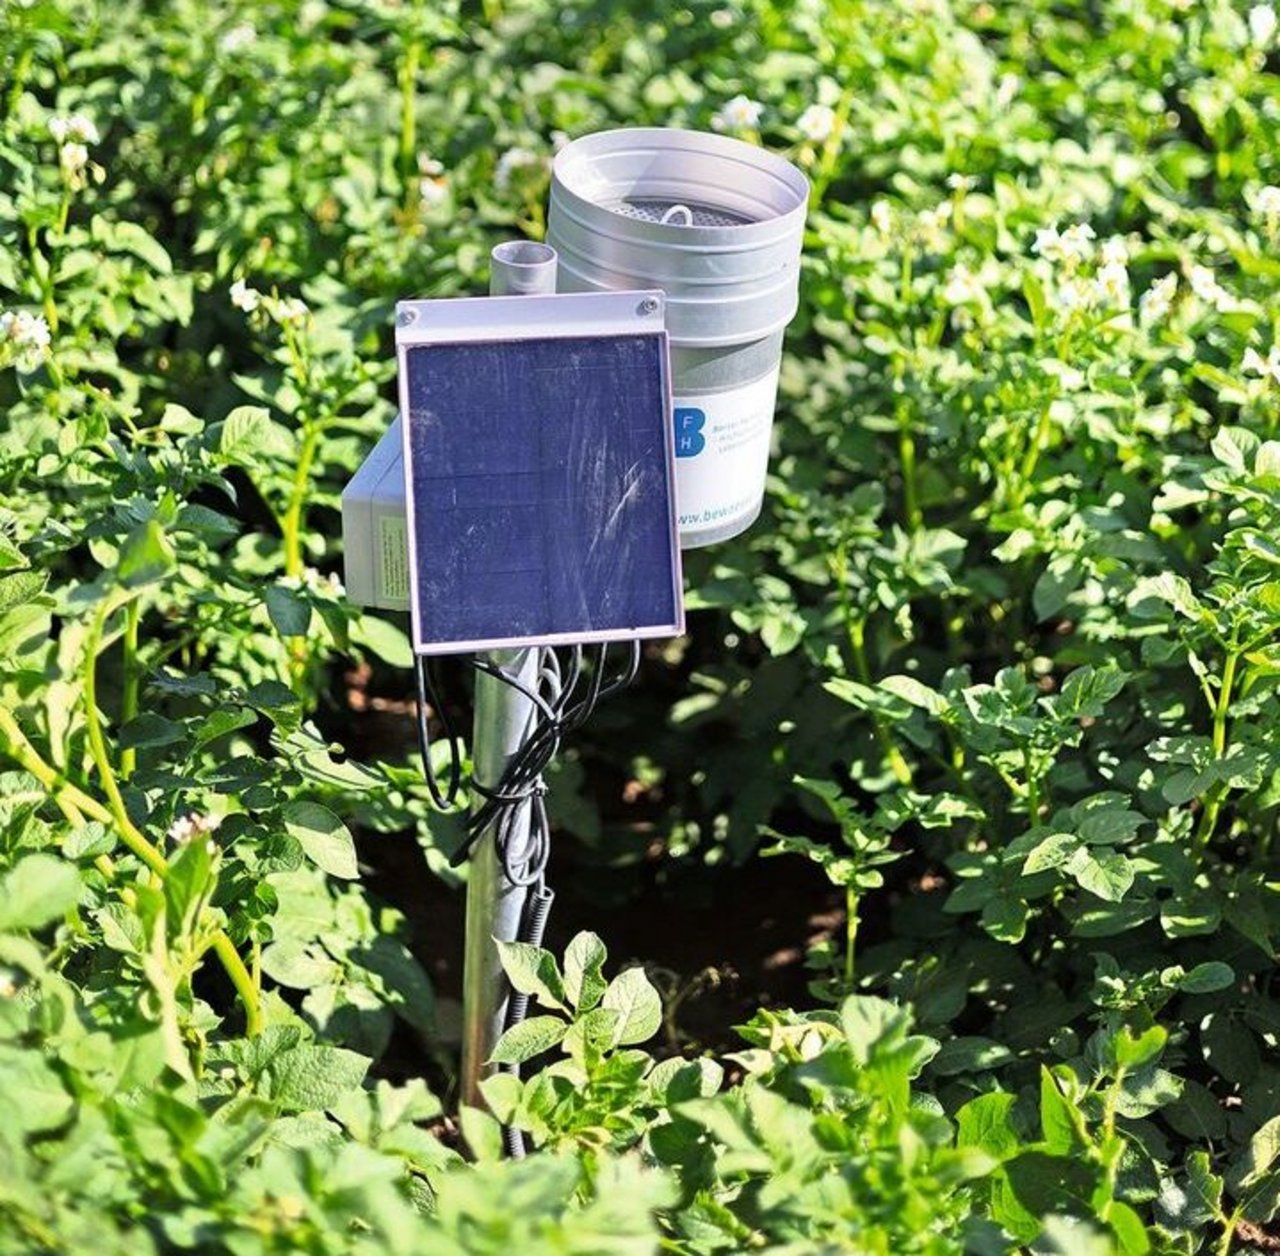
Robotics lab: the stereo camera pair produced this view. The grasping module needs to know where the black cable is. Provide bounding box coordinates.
[414,655,462,810]
[501,882,555,1159]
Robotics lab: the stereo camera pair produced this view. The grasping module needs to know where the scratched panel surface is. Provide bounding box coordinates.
[404,333,679,652]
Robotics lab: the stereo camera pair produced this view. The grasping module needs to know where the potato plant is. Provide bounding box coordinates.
[2,0,1279,1252]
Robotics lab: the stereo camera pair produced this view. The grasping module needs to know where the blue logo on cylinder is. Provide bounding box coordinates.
[674,407,706,458]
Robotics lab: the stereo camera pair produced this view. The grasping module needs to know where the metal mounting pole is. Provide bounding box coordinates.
[459,241,559,1110]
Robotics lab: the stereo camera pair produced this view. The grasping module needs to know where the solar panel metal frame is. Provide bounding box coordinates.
[396,290,685,657]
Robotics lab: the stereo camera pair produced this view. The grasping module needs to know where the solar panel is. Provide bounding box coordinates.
[396,292,684,656]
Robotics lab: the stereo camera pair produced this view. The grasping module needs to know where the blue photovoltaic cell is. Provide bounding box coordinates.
[403,333,680,653]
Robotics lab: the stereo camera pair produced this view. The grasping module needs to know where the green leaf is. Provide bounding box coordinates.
[495,939,567,1013]
[1006,1151,1100,1217]
[164,835,216,937]
[261,941,339,990]
[351,615,413,668]
[956,1091,1021,1161]
[263,1045,370,1113]
[1175,961,1235,994]
[562,931,608,1012]
[1022,832,1080,875]
[1055,665,1128,719]
[1066,847,1135,902]
[879,674,949,715]
[601,966,663,1047]
[840,995,903,1063]
[982,894,1028,942]
[217,406,294,464]
[0,855,81,931]
[1211,425,1258,473]
[458,1104,505,1163]
[117,520,175,588]
[930,1035,1015,1076]
[265,584,312,637]
[117,713,186,749]
[478,1072,522,1124]
[0,1045,75,1133]
[1039,1066,1085,1152]
[92,217,172,274]
[1111,1025,1167,1071]
[283,802,359,879]
[1228,1114,1280,1192]
[1108,1202,1151,1256]
[489,1015,569,1065]
[1023,270,1048,328]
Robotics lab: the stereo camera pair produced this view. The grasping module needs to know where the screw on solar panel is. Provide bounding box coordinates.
[395,292,685,656]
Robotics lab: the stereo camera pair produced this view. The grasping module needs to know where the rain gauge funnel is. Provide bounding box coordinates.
[548,127,809,548]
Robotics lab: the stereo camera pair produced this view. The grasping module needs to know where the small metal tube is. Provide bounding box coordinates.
[489,240,558,296]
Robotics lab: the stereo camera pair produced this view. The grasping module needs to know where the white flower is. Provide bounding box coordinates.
[712,94,764,132]
[48,113,99,145]
[166,812,221,845]
[419,177,448,210]
[942,263,985,306]
[218,22,256,54]
[995,73,1020,110]
[274,297,309,325]
[58,142,89,177]
[796,103,835,144]
[1044,360,1086,391]
[870,199,892,234]
[1056,276,1096,313]
[1059,222,1096,266]
[1093,259,1130,306]
[946,173,976,192]
[417,153,444,177]
[1188,264,1233,310]
[916,202,951,251]
[494,146,541,192]
[1249,4,1277,45]
[1034,223,1099,268]
[229,278,261,313]
[1255,185,1280,218]
[709,6,735,27]
[1242,344,1280,384]
[1100,236,1128,267]
[1139,272,1177,322]
[301,567,345,597]
[550,130,571,153]
[1033,226,1063,261]
[0,308,52,372]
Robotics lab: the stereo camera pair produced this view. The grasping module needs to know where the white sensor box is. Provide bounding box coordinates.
[341,416,410,611]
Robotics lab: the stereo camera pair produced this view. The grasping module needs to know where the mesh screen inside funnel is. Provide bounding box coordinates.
[615,198,754,227]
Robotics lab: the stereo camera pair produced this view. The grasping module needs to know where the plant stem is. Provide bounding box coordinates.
[1216,1211,1237,1256]
[1024,747,1040,822]
[83,601,165,878]
[5,44,34,119]
[120,599,140,779]
[282,422,323,579]
[844,884,859,988]
[896,397,922,533]
[399,34,421,214]
[1011,401,1054,508]
[1194,650,1240,854]
[848,616,913,787]
[210,933,263,1035]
